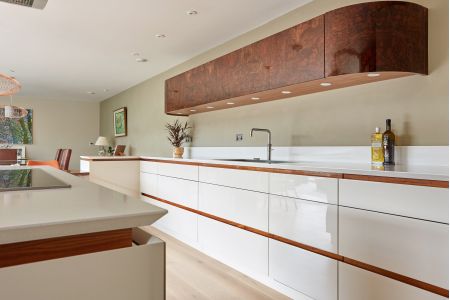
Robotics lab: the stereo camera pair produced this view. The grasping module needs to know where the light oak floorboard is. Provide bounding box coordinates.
[143,226,290,300]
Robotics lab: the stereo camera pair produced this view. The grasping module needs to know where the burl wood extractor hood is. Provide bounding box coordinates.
[165,1,427,116]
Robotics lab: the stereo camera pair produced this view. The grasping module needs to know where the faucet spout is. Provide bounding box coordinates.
[250,128,272,162]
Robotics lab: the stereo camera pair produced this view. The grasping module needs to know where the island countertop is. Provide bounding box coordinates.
[0,166,167,245]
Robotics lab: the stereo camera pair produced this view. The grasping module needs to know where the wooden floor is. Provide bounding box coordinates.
[143,226,290,300]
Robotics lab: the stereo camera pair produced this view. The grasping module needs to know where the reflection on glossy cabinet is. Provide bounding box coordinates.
[339,262,446,300]
[339,206,449,288]
[140,172,158,197]
[199,183,268,231]
[325,1,427,76]
[269,239,337,300]
[269,195,337,252]
[269,15,324,89]
[199,166,269,193]
[339,179,449,223]
[269,173,338,204]
[144,197,198,245]
[157,175,198,209]
[198,216,268,277]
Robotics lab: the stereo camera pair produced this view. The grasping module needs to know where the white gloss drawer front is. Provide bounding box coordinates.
[339,207,449,288]
[339,179,449,223]
[198,216,268,277]
[140,161,159,175]
[157,175,198,209]
[199,166,269,193]
[199,183,268,231]
[339,263,446,300]
[140,172,158,197]
[269,173,338,204]
[269,195,338,253]
[269,239,337,300]
[157,162,198,181]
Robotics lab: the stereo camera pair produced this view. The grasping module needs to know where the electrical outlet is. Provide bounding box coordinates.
[235,134,243,141]
[185,136,192,143]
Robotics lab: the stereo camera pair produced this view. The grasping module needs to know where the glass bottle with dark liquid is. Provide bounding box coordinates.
[383,119,395,165]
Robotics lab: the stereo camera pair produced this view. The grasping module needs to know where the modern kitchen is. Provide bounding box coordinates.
[0,0,448,300]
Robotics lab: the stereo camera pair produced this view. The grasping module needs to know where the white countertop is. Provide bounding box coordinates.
[140,156,449,181]
[0,166,167,244]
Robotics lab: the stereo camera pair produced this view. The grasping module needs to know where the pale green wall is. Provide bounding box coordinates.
[100,0,449,156]
[8,97,99,169]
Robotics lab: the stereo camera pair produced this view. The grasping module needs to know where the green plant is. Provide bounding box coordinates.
[165,120,191,148]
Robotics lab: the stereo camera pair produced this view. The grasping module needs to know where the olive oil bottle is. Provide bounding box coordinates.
[383,119,395,165]
[371,127,384,165]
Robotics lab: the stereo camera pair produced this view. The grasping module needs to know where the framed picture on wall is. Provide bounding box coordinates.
[113,107,127,137]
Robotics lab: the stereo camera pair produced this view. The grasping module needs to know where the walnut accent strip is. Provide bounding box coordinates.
[141,158,449,187]
[143,193,449,297]
[343,174,449,188]
[0,228,132,268]
[81,158,140,162]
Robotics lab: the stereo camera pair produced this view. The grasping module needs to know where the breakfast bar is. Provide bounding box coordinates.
[0,165,167,300]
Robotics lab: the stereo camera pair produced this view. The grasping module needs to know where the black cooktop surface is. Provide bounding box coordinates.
[0,168,71,192]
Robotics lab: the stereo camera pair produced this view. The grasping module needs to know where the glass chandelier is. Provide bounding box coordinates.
[0,73,27,119]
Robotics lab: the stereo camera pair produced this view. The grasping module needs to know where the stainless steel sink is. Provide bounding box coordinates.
[215,158,293,164]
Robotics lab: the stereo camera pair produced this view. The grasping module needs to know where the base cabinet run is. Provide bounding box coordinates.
[339,263,446,300]
[140,160,448,300]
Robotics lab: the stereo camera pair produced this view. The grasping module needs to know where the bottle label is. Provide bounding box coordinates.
[383,136,395,164]
[372,142,382,148]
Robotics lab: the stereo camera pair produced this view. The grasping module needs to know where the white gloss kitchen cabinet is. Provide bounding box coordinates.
[140,159,449,300]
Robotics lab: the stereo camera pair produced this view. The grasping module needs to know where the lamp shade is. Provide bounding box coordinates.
[95,136,109,146]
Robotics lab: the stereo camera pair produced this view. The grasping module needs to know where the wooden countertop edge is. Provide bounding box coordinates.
[142,193,449,297]
[141,158,448,187]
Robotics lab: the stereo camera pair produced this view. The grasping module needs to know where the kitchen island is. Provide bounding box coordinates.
[0,165,167,300]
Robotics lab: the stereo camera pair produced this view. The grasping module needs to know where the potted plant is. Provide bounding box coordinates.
[165,120,191,158]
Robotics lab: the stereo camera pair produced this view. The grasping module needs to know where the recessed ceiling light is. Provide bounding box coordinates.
[226,102,235,105]
[190,109,196,112]
[155,34,167,38]
[251,97,260,100]
[135,58,148,62]
[103,89,109,92]
[367,73,380,77]
[87,91,96,95]
[281,91,291,94]
[206,106,214,109]
[320,82,332,87]
[187,9,198,15]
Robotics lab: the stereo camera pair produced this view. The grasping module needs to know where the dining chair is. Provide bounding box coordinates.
[27,160,61,169]
[55,148,72,171]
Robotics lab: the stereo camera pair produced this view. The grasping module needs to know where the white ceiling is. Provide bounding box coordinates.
[0,0,311,102]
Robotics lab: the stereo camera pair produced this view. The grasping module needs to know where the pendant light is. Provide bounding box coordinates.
[0,73,27,119]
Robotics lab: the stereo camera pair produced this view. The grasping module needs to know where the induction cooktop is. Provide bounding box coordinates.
[0,168,71,192]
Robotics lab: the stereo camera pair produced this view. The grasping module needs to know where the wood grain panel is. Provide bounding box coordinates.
[166,1,427,116]
[143,193,449,297]
[325,1,427,76]
[343,174,449,188]
[0,229,132,268]
[269,15,324,89]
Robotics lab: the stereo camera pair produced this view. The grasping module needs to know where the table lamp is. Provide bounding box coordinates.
[95,136,110,156]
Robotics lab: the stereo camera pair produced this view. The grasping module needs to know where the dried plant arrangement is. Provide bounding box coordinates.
[165,120,191,148]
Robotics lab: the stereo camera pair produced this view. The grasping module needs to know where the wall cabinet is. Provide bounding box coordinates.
[165,2,427,115]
